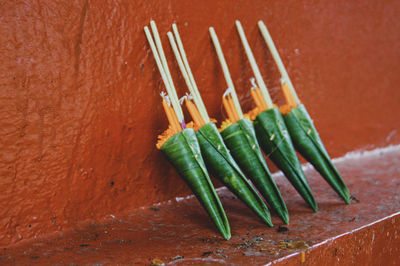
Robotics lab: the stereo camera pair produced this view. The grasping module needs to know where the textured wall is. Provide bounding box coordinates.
[1,0,399,247]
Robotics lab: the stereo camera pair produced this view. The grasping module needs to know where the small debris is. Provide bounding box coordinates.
[347,217,356,222]
[242,251,262,256]
[253,236,264,242]
[198,237,210,243]
[202,249,224,257]
[110,181,114,187]
[278,240,309,250]
[140,64,144,76]
[31,256,40,259]
[171,255,183,260]
[301,251,306,263]
[350,195,360,203]
[79,244,89,247]
[277,226,289,232]
[150,207,160,212]
[151,258,165,266]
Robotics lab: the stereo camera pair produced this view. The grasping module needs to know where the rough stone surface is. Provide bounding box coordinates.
[1,0,400,247]
[1,146,399,264]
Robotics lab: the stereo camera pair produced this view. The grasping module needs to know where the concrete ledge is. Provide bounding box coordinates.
[1,146,399,265]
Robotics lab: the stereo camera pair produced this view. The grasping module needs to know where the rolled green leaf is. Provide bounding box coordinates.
[283,104,350,203]
[220,118,289,224]
[196,122,273,226]
[161,128,231,239]
[254,107,318,212]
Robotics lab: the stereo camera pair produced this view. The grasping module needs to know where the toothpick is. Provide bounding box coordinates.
[235,20,273,109]
[258,21,300,104]
[209,27,243,119]
[149,21,185,123]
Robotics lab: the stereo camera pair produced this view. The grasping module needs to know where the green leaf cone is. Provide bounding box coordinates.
[254,108,318,212]
[196,122,273,226]
[283,105,350,204]
[161,128,231,239]
[220,118,289,224]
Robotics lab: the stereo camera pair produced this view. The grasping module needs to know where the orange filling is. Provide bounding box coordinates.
[157,97,219,149]
[162,99,181,134]
[157,98,183,149]
[219,119,232,132]
[185,99,205,128]
[156,121,196,149]
[280,82,299,114]
[246,87,269,120]
[156,125,175,149]
[244,107,261,121]
[222,94,240,123]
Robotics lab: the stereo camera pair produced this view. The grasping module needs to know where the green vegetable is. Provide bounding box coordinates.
[196,122,273,226]
[220,118,289,224]
[254,107,318,212]
[161,128,231,239]
[283,104,350,203]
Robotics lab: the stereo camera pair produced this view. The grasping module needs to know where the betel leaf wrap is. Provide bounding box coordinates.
[254,107,318,212]
[161,128,231,239]
[220,118,289,224]
[196,122,273,226]
[283,104,350,203]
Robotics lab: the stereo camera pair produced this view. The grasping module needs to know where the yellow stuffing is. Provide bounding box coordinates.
[244,107,261,121]
[279,104,293,115]
[219,119,233,132]
[156,122,197,149]
[156,125,176,150]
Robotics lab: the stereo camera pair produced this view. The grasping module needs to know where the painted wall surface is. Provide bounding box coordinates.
[1,0,399,247]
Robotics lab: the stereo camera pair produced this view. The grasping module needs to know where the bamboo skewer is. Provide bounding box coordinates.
[149,21,185,124]
[209,27,243,119]
[167,30,208,126]
[235,20,273,109]
[258,21,300,105]
[171,24,210,124]
[144,26,184,130]
[257,21,350,204]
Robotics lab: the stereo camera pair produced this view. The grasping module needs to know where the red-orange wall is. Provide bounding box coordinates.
[1,0,399,247]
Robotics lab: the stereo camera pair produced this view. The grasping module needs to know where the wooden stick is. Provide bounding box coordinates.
[209,27,243,119]
[235,20,273,109]
[149,21,185,124]
[167,31,209,124]
[258,20,300,104]
[171,24,210,123]
[144,26,184,125]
